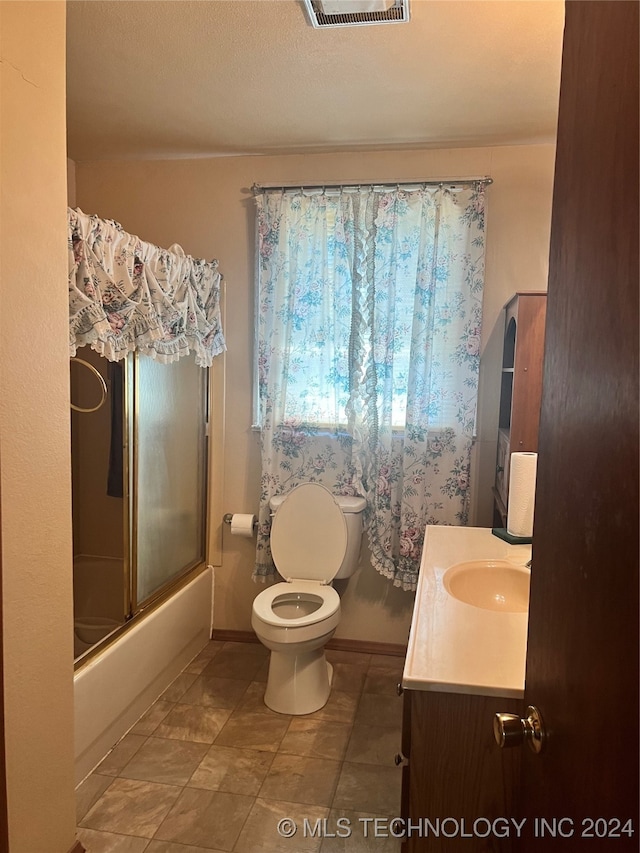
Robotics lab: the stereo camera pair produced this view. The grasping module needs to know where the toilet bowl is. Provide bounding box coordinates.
[74,615,121,646]
[251,482,365,715]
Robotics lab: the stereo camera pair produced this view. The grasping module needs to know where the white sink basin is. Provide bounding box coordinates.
[443,560,530,613]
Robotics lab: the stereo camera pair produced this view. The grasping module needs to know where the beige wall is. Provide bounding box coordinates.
[75,143,555,645]
[0,2,77,851]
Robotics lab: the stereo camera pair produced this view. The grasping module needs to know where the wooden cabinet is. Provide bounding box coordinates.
[492,293,547,528]
[400,688,521,852]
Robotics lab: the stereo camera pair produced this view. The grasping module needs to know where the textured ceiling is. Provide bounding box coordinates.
[66,0,565,160]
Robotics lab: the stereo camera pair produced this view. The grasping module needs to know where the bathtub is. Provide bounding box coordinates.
[74,565,212,784]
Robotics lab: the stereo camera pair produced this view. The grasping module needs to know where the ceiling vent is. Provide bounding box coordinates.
[303,0,410,28]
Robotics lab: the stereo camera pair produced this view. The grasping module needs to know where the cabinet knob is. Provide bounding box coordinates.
[493,705,546,754]
[496,465,504,473]
[394,752,405,765]
[396,682,404,696]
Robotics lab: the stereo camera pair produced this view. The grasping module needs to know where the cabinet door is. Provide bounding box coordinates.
[407,690,520,852]
[401,689,411,758]
[401,764,411,852]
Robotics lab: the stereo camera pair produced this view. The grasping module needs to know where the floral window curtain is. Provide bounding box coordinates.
[254,191,360,578]
[68,208,225,366]
[255,184,486,589]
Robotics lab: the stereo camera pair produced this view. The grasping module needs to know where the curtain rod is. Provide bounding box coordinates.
[251,177,492,195]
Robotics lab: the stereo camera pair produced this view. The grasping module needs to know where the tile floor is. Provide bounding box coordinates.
[76,641,405,853]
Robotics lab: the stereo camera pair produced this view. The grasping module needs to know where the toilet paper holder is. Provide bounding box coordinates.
[223,513,258,530]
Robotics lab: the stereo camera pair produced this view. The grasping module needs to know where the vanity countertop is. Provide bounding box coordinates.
[402,526,531,699]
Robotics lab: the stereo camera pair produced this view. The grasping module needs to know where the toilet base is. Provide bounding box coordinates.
[264,648,334,715]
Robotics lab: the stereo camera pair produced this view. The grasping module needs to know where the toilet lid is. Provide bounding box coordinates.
[270,483,348,583]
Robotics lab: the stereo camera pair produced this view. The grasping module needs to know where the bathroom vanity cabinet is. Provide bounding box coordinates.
[493,292,547,528]
[399,687,521,852]
[401,526,532,852]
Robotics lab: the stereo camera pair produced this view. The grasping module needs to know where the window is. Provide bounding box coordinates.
[254,184,485,434]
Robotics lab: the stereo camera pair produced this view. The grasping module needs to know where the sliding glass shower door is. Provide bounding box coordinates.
[132,353,208,606]
[72,349,209,663]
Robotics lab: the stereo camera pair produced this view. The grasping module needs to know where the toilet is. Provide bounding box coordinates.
[73,615,122,658]
[251,483,366,715]
[74,615,121,646]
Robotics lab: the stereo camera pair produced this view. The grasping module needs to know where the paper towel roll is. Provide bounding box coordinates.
[230,513,256,538]
[507,452,538,538]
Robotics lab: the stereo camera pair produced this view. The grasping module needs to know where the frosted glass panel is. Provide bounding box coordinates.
[135,354,206,604]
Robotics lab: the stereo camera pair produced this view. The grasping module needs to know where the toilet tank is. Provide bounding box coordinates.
[333,495,367,578]
[269,492,366,580]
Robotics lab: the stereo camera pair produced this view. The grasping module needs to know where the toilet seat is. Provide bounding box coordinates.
[253,581,340,628]
[270,483,348,583]
[254,483,345,628]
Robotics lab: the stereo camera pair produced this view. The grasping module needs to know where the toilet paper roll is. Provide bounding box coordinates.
[230,513,256,538]
[507,452,538,538]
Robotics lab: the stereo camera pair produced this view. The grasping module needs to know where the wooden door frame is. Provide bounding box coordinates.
[0,495,9,850]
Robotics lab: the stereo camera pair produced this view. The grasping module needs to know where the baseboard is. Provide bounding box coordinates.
[326,637,406,657]
[212,629,406,658]
[69,841,86,853]
[212,629,261,645]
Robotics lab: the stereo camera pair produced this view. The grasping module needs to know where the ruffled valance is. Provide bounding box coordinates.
[68,208,225,366]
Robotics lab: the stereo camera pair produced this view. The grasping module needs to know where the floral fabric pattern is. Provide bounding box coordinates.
[255,184,486,590]
[68,208,225,365]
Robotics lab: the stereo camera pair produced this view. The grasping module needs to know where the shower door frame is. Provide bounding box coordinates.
[73,351,212,669]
